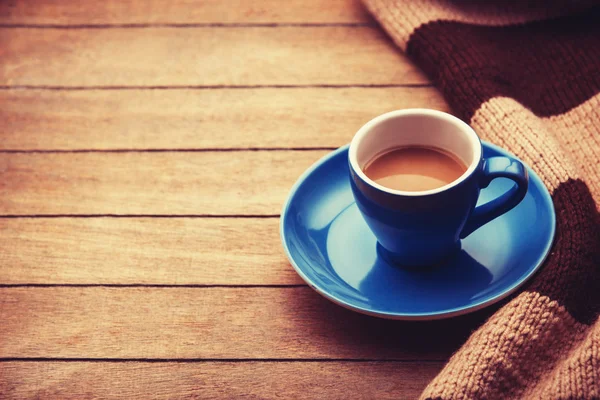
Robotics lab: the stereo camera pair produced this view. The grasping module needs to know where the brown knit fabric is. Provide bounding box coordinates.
[362,1,600,398]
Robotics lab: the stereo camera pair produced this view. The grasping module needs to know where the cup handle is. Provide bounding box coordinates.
[460,157,529,239]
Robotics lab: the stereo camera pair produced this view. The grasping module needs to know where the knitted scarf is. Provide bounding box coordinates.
[362,1,600,398]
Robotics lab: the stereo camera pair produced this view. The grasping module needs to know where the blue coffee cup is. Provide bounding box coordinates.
[349,109,528,266]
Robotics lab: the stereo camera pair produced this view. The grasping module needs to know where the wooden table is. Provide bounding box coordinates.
[0,1,495,398]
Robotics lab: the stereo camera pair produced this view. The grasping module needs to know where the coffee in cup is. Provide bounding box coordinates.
[363,145,467,192]
[348,109,529,266]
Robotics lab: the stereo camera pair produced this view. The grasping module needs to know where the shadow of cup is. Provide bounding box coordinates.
[283,286,506,360]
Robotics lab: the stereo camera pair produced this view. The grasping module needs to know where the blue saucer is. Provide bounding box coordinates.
[280,142,556,320]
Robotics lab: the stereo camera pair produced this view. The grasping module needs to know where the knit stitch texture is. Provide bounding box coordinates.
[362,1,600,398]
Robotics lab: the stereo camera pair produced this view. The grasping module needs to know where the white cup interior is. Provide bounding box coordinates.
[349,109,481,196]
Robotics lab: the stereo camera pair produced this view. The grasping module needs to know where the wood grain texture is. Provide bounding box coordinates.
[0,28,427,87]
[0,0,371,25]
[0,0,455,398]
[0,287,488,359]
[0,361,442,399]
[0,88,448,150]
[0,151,327,215]
[0,218,300,285]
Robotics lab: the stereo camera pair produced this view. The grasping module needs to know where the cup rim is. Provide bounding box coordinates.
[348,109,482,197]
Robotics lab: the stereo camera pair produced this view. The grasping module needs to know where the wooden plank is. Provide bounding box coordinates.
[0,88,448,150]
[0,287,484,359]
[0,0,372,25]
[0,361,442,399]
[0,151,326,215]
[0,27,427,87]
[0,218,301,285]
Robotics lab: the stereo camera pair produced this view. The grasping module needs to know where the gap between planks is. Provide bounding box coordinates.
[0,23,376,28]
[0,284,306,288]
[0,358,442,363]
[0,214,281,218]
[0,148,339,153]
[0,84,434,90]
